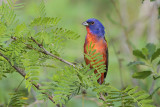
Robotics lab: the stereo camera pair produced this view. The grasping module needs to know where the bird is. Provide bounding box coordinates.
[82,18,108,84]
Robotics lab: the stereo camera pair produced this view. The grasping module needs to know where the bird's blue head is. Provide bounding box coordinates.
[82,18,105,38]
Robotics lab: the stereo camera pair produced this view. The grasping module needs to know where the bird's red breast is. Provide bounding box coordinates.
[84,27,108,84]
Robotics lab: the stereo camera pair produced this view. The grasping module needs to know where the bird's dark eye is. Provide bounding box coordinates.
[91,21,94,25]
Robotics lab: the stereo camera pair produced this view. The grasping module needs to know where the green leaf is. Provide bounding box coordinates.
[158,60,160,65]
[136,94,150,100]
[151,48,160,61]
[30,17,60,26]
[2,74,7,78]
[123,86,132,92]
[132,71,152,79]
[128,61,145,66]
[142,0,144,3]
[146,43,156,58]
[8,91,28,106]
[128,86,138,94]
[132,90,145,97]
[140,99,153,104]
[133,49,145,59]
[142,104,155,107]
[151,86,160,97]
[142,48,148,56]
[153,75,160,80]
[39,0,46,17]
[15,23,27,36]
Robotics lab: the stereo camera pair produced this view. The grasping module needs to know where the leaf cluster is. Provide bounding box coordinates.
[129,43,160,80]
[0,0,79,106]
[128,43,160,104]
[0,1,157,107]
[8,91,28,107]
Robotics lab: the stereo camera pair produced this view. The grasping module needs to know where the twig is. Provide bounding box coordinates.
[110,0,141,88]
[0,51,26,77]
[0,51,56,104]
[150,86,160,97]
[149,65,160,94]
[15,78,25,92]
[149,80,156,94]
[110,39,124,88]
[99,93,106,102]
[28,100,44,107]
[99,93,113,107]
[30,37,76,67]
[30,88,41,107]
[110,0,133,54]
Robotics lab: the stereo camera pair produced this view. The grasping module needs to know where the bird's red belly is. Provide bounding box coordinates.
[84,36,107,84]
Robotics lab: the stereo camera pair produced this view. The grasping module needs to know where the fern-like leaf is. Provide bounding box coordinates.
[39,0,46,17]
[8,91,28,107]
[30,17,61,26]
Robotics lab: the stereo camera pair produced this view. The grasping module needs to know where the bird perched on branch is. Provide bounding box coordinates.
[82,18,108,84]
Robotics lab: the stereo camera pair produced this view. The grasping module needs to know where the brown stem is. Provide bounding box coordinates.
[0,51,56,104]
[30,37,76,67]
[99,93,106,102]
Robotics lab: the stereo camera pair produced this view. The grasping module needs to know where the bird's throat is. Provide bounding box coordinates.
[86,27,91,34]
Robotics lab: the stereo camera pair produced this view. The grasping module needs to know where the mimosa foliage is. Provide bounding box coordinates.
[0,0,157,107]
[8,91,28,107]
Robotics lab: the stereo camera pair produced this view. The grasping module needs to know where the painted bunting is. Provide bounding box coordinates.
[82,18,108,84]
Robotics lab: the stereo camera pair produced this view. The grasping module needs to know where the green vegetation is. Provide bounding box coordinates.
[0,0,160,107]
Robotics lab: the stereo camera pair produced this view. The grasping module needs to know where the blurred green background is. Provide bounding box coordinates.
[0,0,160,106]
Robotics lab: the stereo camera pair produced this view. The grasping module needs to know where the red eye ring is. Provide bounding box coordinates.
[91,21,94,25]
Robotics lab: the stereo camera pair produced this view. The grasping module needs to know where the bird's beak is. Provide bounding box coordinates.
[82,21,89,26]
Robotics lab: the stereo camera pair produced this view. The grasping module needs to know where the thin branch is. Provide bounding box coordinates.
[110,39,124,88]
[15,78,25,92]
[150,86,160,97]
[11,36,75,68]
[110,0,141,88]
[28,100,44,107]
[30,37,76,67]
[110,0,125,29]
[99,93,106,102]
[0,51,56,104]
[149,65,160,94]
[149,80,156,94]
[0,51,26,76]
[30,88,41,107]
[110,0,133,53]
